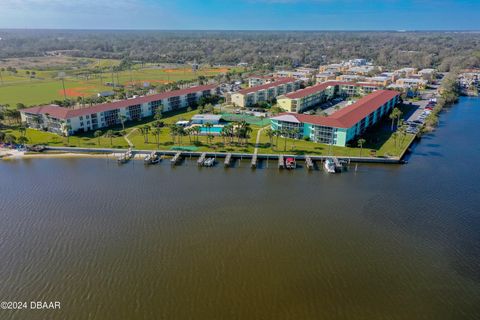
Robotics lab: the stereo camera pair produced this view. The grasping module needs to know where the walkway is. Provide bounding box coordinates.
[254,125,270,155]
[124,128,138,147]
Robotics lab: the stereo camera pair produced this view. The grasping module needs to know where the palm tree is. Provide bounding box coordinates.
[265,128,275,148]
[177,126,185,145]
[17,136,29,145]
[152,128,162,147]
[119,114,127,131]
[243,123,252,146]
[357,138,366,157]
[396,112,404,130]
[64,124,72,144]
[19,125,26,137]
[105,130,114,146]
[94,130,102,146]
[282,128,289,151]
[193,126,201,143]
[204,122,213,137]
[154,108,163,121]
[169,125,178,144]
[142,125,151,143]
[389,107,401,131]
[185,128,192,144]
[5,134,16,145]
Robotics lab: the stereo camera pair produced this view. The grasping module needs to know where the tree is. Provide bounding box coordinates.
[5,134,16,144]
[204,122,213,143]
[119,114,127,131]
[94,130,103,146]
[152,128,162,147]
[169,125,178,143]
[0,131,5,143]
[18,125,27,137]
[105,130,115,146]
[142,125,151,143]
[64,124,72,144]
[17,136,29,145]
[357,138,366,157]
[154,109,163,121]
[265,128,275,148]
[389,107,401,131]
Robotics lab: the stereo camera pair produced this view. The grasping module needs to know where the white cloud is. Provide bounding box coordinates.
[0,0,143,11]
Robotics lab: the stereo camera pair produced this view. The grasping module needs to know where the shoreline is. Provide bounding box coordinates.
[1,146,406,164]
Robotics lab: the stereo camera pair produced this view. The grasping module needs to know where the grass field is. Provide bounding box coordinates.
[0,57,239,107]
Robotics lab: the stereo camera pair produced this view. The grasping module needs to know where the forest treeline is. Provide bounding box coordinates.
[0,30,479,71]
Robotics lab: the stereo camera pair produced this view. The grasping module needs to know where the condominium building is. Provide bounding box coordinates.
[271,90,400,147]
[230,77,300,108]
[276,81,383,113]
[395,78,428,89]
[247,75,276,88]
[20,84,217,136]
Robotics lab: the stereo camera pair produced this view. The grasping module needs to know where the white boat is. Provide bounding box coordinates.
[324,158,336,173]
[203,158,216,167]
[144,151,160,165]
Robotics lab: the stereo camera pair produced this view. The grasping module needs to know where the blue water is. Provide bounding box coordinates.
[200,126,223,134]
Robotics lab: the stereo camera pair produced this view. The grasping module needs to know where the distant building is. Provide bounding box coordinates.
[395,67,418,78]
[247,75,276,88]
[20,85,217,136]
[395,78,428,89]
[271,90,400,147]
[336,74,366,82]
[230,77,301,108]
[276,81,383,113]
[316,72,337,83]
[96,91,114,98]
[418,69,437,82]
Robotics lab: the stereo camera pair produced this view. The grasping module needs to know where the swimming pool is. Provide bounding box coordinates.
[199,126,223,134]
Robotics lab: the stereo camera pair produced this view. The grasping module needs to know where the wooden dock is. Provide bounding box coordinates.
[251,154,258,168]
[332,157,341,168]
[197,152,206,166]
[305,156,314,170]
[224,153,232,167]
[278,155,285,169]
[171,152,182,166]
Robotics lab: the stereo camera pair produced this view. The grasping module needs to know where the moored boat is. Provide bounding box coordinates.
[324,158,336,173]
[285,157,296,169]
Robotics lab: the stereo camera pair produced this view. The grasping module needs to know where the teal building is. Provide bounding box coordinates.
[270,90,400,147]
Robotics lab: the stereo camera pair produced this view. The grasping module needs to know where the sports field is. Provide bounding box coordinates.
[0,57,238,107]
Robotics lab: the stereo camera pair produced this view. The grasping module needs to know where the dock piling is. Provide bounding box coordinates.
[278,155,285,169]
[224,153,232,167]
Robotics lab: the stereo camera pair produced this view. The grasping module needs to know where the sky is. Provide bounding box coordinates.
[0,0,479,30]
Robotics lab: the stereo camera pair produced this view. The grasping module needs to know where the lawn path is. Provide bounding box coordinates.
[124,128,138,147]
[254,125,270,155]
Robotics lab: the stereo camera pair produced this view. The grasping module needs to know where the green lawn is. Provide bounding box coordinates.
[0,65,238,107]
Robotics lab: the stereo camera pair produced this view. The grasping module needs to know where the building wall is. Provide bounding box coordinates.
[22,89,213,135]
[271,94,399,147]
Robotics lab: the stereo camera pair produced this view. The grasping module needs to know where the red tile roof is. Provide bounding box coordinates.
[20,84,217,120]
[237,77,297,95]
[272,90,399,129]
[283,81,381,99]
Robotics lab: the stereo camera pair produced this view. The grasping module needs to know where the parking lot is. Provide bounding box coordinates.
[403,98,436,134]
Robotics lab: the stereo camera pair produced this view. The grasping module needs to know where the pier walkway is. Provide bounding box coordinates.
[41,146,405,164]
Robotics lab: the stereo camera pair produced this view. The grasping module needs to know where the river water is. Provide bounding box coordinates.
[1,97,480,319]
